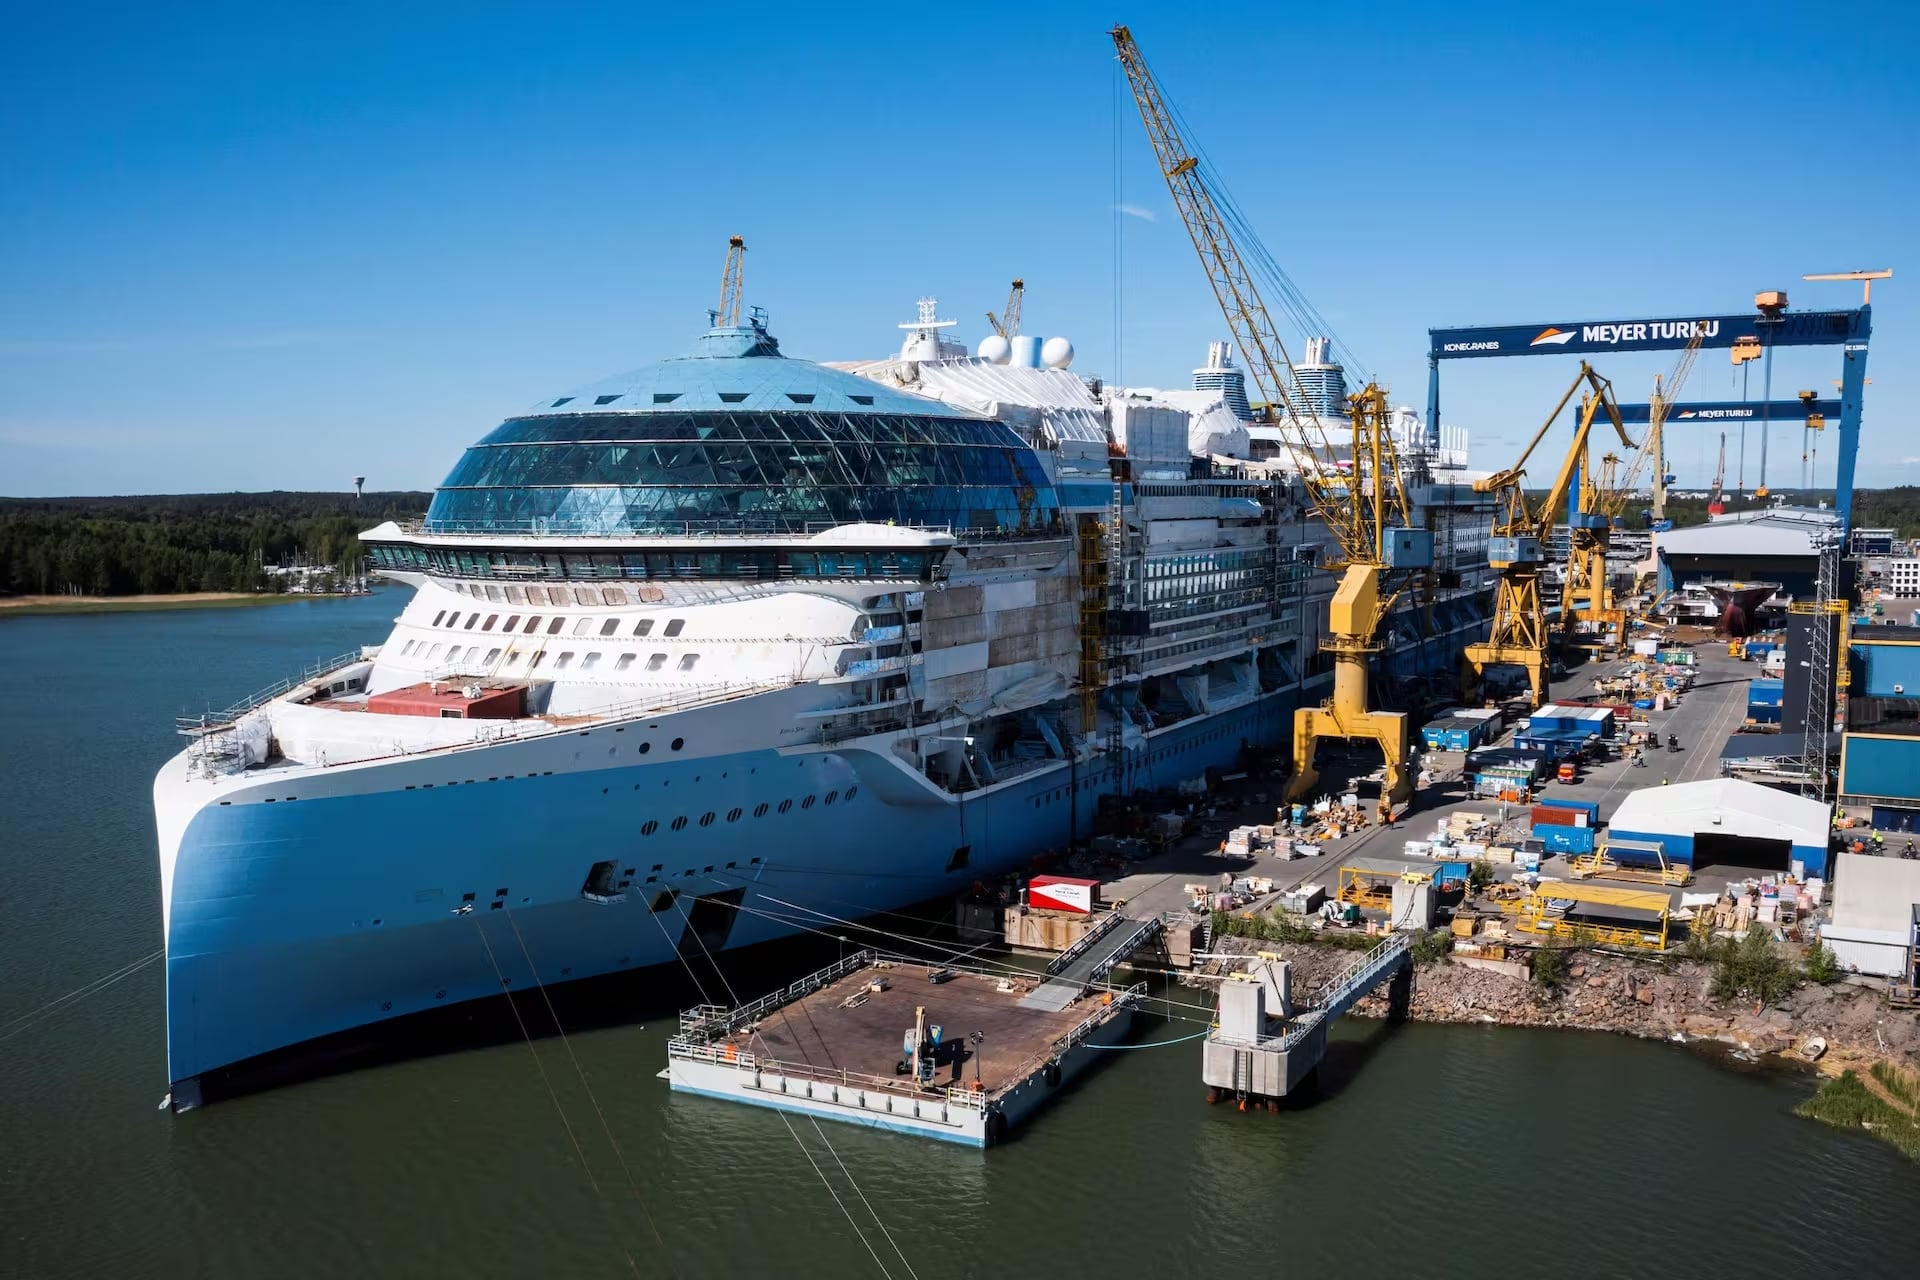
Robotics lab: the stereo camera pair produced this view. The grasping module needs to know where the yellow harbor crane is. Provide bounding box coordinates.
[987,278,1025,339]
[1464,363,1630,707]
[714,235,746,328]
[1112,26,1429,817]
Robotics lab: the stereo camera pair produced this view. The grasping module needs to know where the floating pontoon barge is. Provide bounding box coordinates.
[665,949,1140,1146]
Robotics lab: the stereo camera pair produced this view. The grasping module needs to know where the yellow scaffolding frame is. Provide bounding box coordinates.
[1337,862,1430,910]
[1567,844,1694,887]
[1499,880,1671,951]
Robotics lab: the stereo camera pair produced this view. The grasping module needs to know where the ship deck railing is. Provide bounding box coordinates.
[176,648,371,735]
[391,518,1069,544]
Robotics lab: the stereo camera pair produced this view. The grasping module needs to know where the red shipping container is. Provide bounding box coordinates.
[1028,875,1101,914]
[1530,805,1580,828]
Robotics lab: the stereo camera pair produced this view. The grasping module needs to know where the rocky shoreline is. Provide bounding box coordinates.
[1192,936,1919,1082]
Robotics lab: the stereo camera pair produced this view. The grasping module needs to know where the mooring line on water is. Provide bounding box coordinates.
[468,917,641,1280]
[645,899,908,1280]
[0,948,163,1045]
[501,909,675,1271]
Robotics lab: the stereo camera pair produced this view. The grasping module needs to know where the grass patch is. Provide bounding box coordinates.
[1211,910,1376,951]
[1797,1070,1920,1161]
[1872,1060,1920,1112]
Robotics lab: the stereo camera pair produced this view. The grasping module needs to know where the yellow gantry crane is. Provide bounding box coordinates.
[1112,26,1427,817]
[1464,363,1629,707]
[987,278,1025,339]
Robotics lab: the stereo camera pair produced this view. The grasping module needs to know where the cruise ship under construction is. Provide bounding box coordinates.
[151,291,1497,1105]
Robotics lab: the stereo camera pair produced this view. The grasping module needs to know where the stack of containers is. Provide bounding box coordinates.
[1529,795,1600,854]
[1420,715,1497,752]
[1747,678,1785,725]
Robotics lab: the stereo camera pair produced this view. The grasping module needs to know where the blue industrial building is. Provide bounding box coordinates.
[1609,778,1830,877]
[1839,627,1920,826]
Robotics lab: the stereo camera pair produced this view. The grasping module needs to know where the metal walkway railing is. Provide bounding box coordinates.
[1277,933,1411,1051]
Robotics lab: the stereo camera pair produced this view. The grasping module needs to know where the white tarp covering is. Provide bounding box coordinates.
[834,358,1111,447]
[1831,851,1920,933]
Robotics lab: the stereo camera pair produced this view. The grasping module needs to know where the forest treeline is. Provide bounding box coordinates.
[0,492,430,597]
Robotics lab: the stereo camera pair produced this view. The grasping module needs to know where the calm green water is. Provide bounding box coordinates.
[3,592,1918,1279]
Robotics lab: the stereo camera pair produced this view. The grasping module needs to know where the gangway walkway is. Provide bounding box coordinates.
[1203,932,1413,1101]
[1020,912,1165,1012]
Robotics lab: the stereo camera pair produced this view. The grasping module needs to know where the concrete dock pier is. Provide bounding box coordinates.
[666,950,1140,1146]
[1201,936,1412,1103]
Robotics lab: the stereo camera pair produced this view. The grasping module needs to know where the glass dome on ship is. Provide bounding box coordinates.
[420,311,1062,540]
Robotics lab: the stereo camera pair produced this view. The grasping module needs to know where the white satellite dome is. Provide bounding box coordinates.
[976,334,1012,365]
[1040,336,1075,369]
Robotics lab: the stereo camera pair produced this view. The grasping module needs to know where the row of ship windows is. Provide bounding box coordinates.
[632,786,859,837]
[428,609,688,639]
[399,638,699,673]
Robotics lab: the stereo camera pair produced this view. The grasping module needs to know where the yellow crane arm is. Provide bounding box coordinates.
[1110,25,1409,563]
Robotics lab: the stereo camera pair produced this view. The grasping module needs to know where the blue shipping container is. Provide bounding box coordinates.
[1746,704,1782,724]
[1749,679,1784,707]
[1535,825,1597,854]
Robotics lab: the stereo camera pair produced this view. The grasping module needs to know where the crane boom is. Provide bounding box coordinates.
[987,278,1025,339]
[1646,324,1706,520]
[1111,25,1426,817]
[715,235,746,329]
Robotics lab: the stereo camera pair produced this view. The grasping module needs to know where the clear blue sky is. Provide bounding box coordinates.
[2,0,1915,497]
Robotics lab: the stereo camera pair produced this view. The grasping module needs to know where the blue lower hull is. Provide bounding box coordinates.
[163,692,1296,1091]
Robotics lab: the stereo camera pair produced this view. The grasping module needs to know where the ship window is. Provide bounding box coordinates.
[718,393,747,403]
[785,393,815,404]
[726,808,742,822]
[485,585,505,602]
[430,611,446,626]
[670,816,688,831]
[652,393,680,404]
[698,812,715,827]
[663,619,686,637]
[550,396,574,408]
[504,650,523,667]
[506,585,527,605]
[400,640,416,656]
[778,799,792,814]
[670,737,684,751]
[753,803,768,817]
[482,647,500,664]
[572,617,593,636]
[849,394,873,405]
[547,617,565,635]
[440,708,461,719]
[529,653,544,669]
[573,587,598,605]
[464,614,480,630]
[555,652,575,670]
[599,618,619,636]
[677,654,699,672]
[503,615,519,631]
[824,789,839,805]
[581,653,602,671]
[615,653,637,672]
[801,795,816,810]
[482,614,498,631]
[844,786,857,802]
[426,643,444,659]
[601,587,626,606]
[649,889,679,912]
[641,820,657,835]
[639,742,651,754]
[645,653,667,671]
[594,394,621,405]
[634,618,654,636]
[524,616,542,633]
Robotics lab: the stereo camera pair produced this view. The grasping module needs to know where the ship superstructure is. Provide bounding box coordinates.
[153,303,1495,1106]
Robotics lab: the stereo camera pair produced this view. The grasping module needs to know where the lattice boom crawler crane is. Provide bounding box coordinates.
[1112,26,1431,818]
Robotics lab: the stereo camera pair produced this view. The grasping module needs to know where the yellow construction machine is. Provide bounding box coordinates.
[1463,363,1631,707]
[1112,27,1429,819]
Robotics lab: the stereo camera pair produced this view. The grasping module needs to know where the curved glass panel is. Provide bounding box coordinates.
[424,411,1062,536]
